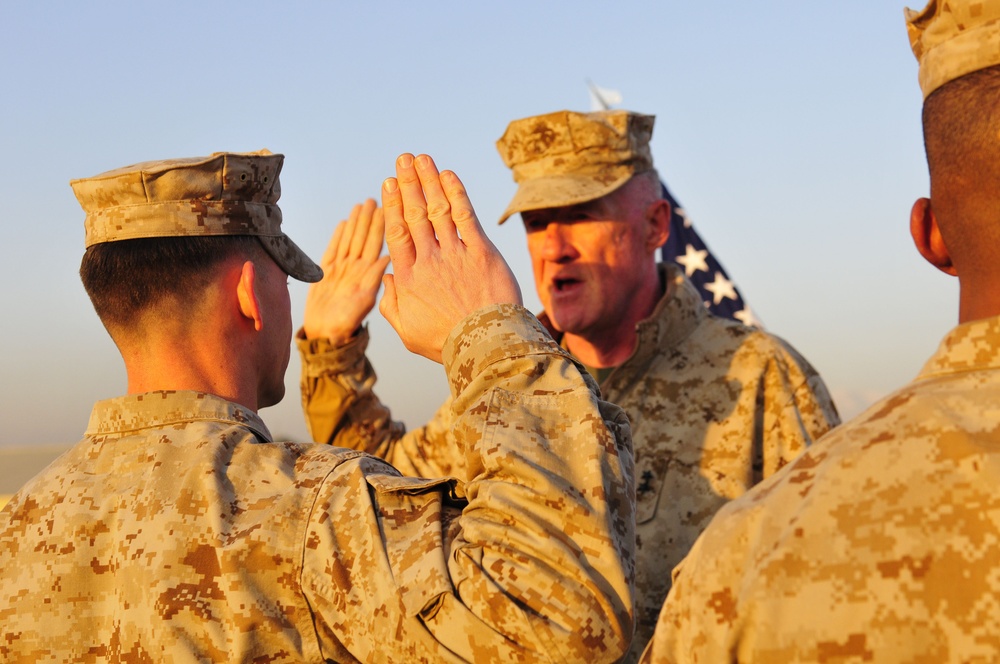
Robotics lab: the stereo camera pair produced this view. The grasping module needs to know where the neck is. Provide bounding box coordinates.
[562,267,665,368]
[120,309,261,412]
[563,332,636,368]
[958,276,1000,324]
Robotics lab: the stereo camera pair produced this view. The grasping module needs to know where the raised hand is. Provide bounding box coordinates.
[303,198,391,344]
[379,153,522,363]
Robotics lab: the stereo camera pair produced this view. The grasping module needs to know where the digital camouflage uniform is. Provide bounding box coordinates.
[0,304,636,663]
[643,315,1000,662]
[2,150,637,662]
[641,2,1000,660]
[299,263,839,661]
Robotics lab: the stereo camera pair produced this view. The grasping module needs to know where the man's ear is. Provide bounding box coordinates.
[910,197,957,276]
[236,261,265,331]
[646,198,672,251]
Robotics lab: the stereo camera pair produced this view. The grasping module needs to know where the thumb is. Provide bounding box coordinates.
[379,274,400,332]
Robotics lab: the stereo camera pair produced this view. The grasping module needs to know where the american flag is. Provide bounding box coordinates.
[585,82,758,326]
[659,180,760,327]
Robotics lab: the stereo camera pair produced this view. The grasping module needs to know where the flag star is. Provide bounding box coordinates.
[734,307,762,328]
[676,207,693,228]
[675,244,709,277]
[704,272,737,305]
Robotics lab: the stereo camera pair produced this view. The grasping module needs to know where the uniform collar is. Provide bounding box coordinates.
[640,263,707,350]
[917,315,1000,381]
[85,390,273,441]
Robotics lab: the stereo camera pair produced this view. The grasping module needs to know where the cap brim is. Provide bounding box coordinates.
[257,234,323,283]
[498,171,633,224]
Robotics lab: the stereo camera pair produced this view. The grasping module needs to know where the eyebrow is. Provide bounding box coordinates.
[525,201,605,223]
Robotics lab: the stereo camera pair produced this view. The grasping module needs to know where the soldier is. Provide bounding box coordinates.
[299,111,840,660]
[641,2,1000,661]
[0,150,637,662]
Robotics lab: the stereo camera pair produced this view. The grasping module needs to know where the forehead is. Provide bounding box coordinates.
[520,193,621,224]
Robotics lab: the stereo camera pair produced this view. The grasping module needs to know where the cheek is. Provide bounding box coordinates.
[607,230,646,262]
[525,239,545,274]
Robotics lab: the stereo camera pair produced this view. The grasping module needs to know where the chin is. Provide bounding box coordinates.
[258,386,286,410]
[548,313,586,336]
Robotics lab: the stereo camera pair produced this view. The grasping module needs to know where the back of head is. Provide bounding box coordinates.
[71,150,322,338]
[79,235,262,337]
[909,1,1000,275]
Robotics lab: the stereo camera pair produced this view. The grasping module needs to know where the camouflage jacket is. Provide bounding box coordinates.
[642,315,1000,662]
[299,264,839,662]
[0,305,635,663]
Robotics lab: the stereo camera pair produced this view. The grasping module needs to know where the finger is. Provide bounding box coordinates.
[319,221,347,271]
[394,153,436,251]
[440,170,486,246]
[361,255,391,291]
[349,198,377,258]
[414,154,458,249]
[361,206,386,261]
[336,203,362,263]
[381,176,416,271]
[378,274,400,332]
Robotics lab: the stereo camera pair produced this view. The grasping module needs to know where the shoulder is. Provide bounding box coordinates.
[685,365,985,552]
[683,313,814,376]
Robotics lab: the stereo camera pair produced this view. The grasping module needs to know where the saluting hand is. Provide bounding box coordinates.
[379,153,522,363]
[302,199,391,344]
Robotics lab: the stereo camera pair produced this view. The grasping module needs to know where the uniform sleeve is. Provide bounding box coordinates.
[757,337,841,480]
[297,327,465,479]
[302,304,637,663]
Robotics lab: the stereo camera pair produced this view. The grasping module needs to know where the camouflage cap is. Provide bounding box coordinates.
[70,149,323,282]
[495,110,655,224]
[906,0,1000,99]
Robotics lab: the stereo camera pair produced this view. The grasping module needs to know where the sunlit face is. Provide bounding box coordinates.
[255,256,293,409]
[522,186,657,341]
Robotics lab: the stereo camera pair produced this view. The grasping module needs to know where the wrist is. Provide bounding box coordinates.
[299,324,363,347]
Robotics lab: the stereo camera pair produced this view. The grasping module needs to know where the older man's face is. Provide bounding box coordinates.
[522,183,657,342]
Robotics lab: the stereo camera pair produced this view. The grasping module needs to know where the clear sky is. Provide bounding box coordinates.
[0,1,952,446]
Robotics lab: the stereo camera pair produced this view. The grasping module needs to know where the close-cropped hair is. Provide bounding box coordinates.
[608,169,663,218]
[923,64,1000,181]
[630,169,662,201]
[922,64,1000,271]
[79,235,264,332]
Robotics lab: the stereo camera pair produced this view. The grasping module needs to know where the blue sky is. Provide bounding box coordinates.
[0,1,951,445]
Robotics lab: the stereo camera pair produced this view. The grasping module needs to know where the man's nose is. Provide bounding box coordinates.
[541,224,577,262]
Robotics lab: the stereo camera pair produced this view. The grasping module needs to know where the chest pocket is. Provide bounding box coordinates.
[366,472,463,618]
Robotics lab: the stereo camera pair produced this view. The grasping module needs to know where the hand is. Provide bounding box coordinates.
[302,198,391,343]
[379,153,522,363]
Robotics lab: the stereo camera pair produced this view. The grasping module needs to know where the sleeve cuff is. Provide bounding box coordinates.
[297,325,370,378]
[441,304,563,395]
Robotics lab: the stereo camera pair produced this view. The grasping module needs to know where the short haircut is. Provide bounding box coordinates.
[923,63,1000,185]
[79,235,264,333]
[923,64,1000,267]
[606,169,663,218]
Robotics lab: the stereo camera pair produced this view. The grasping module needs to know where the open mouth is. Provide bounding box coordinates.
[553,277,581,292]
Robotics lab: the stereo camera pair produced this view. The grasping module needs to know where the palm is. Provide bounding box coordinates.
[303,199,390,343]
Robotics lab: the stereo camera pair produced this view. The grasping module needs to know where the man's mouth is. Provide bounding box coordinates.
[553,277,581,293]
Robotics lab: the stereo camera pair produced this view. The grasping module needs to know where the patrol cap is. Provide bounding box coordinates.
[70,149,323,283]
[906,0,1000,99]
[495,110,655,224]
